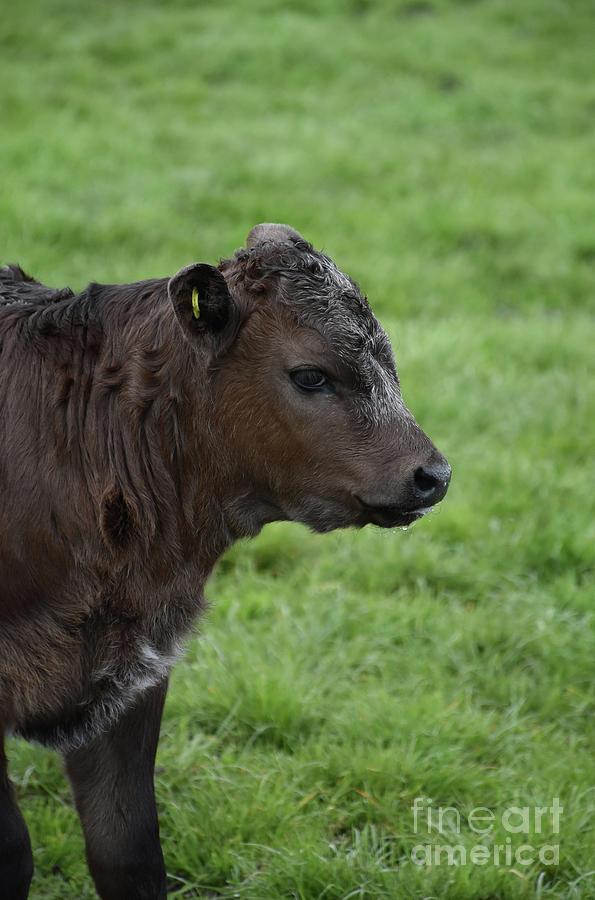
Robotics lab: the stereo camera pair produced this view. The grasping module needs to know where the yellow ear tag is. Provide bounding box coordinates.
[191,286,200,319]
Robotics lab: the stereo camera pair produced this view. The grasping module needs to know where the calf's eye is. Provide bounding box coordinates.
[289,368,330,392]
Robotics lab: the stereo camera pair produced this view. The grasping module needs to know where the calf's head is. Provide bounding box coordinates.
[168,224,450,536]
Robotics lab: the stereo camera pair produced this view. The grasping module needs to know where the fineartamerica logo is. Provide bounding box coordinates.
[410,797,562,868]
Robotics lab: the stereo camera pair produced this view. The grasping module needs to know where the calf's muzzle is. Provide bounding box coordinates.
[355,449,451,529]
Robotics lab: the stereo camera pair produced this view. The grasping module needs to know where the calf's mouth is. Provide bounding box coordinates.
[353,496,434,529]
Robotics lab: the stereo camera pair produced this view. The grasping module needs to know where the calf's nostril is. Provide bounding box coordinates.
[413,462,451,501]
[414,466,439,496]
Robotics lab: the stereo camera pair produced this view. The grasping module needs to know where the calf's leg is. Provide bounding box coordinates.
[64,680,168,900]
[0,733,34,900]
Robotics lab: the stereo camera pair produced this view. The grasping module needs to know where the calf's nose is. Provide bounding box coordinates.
[413,459,451,505]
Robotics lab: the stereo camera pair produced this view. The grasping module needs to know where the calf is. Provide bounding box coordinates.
[0,224,450,899]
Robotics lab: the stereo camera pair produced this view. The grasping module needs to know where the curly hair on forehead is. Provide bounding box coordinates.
[220,235,370,323]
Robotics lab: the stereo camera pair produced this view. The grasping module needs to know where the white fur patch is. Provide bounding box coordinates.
[30,639,185,753]
[93,638,183,699]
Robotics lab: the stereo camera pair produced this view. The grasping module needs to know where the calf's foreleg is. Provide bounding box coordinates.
[64,680,168,900]
[0,733,34,900]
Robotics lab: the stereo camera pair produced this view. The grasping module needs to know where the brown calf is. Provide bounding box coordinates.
[0,224,450,898]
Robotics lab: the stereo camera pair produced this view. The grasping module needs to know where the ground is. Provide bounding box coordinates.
[1,0,594,897]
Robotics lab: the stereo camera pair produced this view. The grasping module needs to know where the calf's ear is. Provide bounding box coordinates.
[168,263,236,345]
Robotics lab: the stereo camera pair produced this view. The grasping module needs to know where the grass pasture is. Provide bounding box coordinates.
[1,0,594,897]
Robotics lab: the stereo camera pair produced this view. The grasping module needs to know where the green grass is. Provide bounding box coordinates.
[1,0,594,897]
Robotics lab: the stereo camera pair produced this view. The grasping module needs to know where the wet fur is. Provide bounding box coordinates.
[0,267,213,749]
